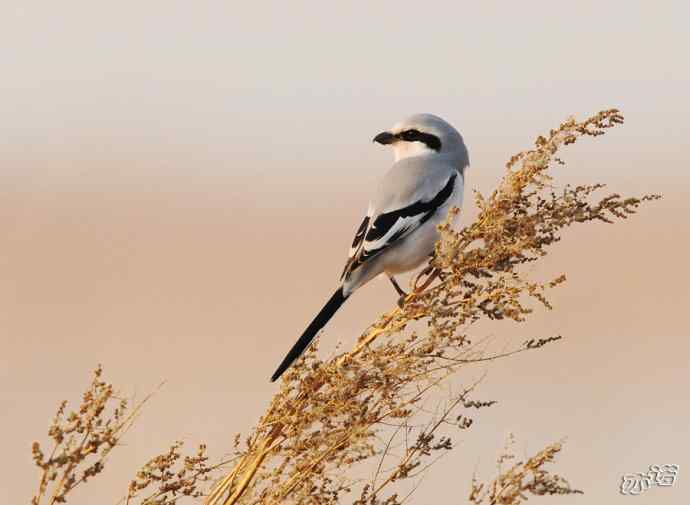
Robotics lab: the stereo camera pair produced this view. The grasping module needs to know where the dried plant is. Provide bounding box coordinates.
[29,109,660,505]
[124,441,236,505]
[31,366,151,505]
[30,366,234,505]
[469,435,582,505]
[202,109,659,505]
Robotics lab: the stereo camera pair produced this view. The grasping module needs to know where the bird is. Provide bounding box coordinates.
[270,113,469,382]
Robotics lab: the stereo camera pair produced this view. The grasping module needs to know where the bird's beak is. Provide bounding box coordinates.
[373,131,396,145]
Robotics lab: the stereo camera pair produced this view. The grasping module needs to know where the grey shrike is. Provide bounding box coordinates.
[270,113,469,382]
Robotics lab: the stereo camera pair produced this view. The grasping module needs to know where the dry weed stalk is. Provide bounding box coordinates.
[124,441,237,505]
[31,366,151,505]
[203,109,659,505]
[28,109,660,505]
[469,436,582,505]
[30,367,234,505]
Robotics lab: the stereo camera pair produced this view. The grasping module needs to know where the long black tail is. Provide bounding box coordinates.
[270,287,349,382]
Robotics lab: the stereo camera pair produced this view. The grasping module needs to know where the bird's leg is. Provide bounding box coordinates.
[414,267,440,293]
[387,275,409,308]
[419,264,434,277]
[388,275,407,296]
[413,260,435,291]
[426,252,450,282]
[411,247,448,291]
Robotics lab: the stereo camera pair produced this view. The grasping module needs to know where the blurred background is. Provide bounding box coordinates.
[1,1,688,503]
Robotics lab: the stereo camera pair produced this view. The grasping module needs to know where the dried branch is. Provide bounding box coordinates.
[469,436,582,505]
[31,366,154,505]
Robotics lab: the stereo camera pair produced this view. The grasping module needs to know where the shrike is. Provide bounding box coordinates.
[270,114,469,382]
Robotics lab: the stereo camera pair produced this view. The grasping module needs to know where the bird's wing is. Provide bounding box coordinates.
[341,169,457,280]
[340,211,371,280]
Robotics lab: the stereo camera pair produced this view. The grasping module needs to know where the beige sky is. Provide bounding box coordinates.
[1,1,689,504]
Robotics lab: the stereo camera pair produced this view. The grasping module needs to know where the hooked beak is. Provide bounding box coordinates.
[373,131,396,145]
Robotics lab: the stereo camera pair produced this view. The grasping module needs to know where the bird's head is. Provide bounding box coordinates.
[373,113,468,168]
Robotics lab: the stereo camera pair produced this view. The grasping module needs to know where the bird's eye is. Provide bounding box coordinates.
[401,129,419,141]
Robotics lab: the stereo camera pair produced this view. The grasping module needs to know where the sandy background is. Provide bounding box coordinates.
[2,1,689,503]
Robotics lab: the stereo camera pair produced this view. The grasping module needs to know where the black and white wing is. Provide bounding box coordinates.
[340,213,371,280]
[340,172,457,280]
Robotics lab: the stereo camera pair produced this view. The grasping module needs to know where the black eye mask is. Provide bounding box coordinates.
[397,129,442,151]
